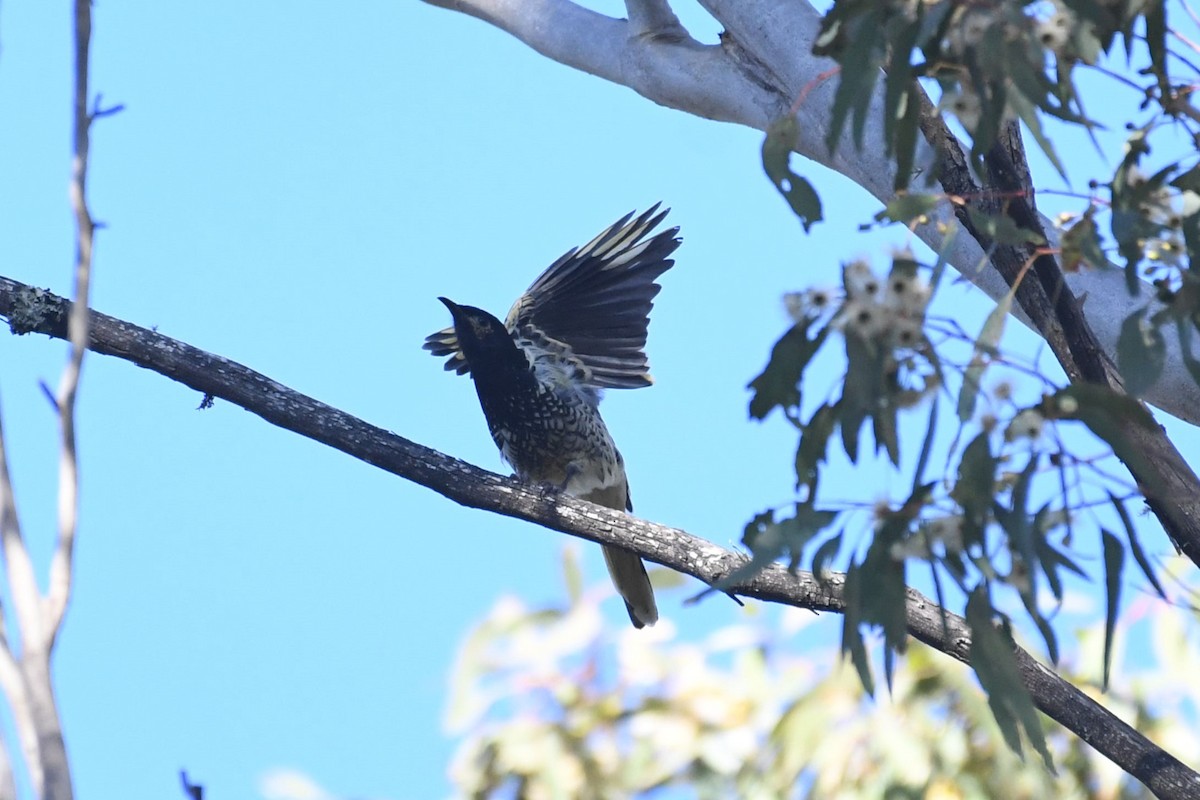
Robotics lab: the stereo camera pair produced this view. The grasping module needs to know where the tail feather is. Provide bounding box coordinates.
[583,475,658,628]
[422,327,470,374]
[602,544,659,629]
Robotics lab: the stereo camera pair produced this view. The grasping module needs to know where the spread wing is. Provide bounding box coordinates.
[424,204,681,388]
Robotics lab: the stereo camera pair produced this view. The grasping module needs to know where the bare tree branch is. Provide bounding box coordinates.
[424,0,779,128]
[418,0,1200,427]
[49,0,96,646]
[0,657,37,800]
[0,2,97,798]
[0,277,1195,798]
[624,0,689,40]
[0,730,16,800]
[0,398,46,797]
[0,397,39,651]
[14,5,101,798]
[21,654,68,800]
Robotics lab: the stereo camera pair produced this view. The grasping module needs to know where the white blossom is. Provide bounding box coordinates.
[1036,11,1072,51]
[1005,408,1045,441]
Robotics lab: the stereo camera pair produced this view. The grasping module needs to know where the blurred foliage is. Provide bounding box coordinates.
[765,0,1200,401]
[746,253,1172,766]
[811,0,1186,188]
[753,0,1200,741]
[445,553,1200,799]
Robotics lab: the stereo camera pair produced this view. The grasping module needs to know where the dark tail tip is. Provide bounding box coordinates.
[625,601,646,629]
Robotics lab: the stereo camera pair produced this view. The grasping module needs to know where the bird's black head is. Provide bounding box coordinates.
[437,297,524,368]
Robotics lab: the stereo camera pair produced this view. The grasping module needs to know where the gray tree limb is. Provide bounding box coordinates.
[0,275,1195,798]
[421,0,1200,427]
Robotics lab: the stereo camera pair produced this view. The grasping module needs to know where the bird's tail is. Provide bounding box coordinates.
[602,545,659,629]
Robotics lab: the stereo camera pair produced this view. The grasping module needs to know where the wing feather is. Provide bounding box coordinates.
[507,204,679,389]
[424,204,680,389]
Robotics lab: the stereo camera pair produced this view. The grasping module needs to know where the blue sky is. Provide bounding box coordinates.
[0,2,1195,799]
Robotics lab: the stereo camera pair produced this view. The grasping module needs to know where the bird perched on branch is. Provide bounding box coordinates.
[425,205,680,628]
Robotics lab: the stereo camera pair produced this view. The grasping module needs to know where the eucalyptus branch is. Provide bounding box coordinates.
[623,0,688,40]
[0,276,1195,797]
[917,102,1200,572]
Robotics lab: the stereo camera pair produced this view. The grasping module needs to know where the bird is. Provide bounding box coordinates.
[424,205,680,628]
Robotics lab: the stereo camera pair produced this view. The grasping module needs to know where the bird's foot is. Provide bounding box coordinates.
[558,463,581,493]
[534,464,580,498]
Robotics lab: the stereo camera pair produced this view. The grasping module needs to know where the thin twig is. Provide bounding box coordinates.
[1090,62,1155,94]
[1183,0,1200,31]
[789,66,839,115]
[47,0,96,645]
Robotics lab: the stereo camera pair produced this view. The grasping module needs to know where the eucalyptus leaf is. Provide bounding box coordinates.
[1116,307,1165,397]
[958,285,1015,421]
[811,531,842,584]
[826,8,885,153]
[839,332,884,462]
[1059,210,1110,272]
[1017,588,1060,666]
[780,505,841,571]
[716,506,839,589]
[1101,529,1124,691]
[748,319,830,419]
[875,193,940,226]
[1144,0,1170,100]
[841,561,876,696]
[994,454,1041,601]
[873,396,901,466]
[1004,78,1068,180]
[951,433,997,551]
[859,511,912,667]
[762,116,824,231]
[965,588,1056,770]
[966,206,1046,247]
[1051,384,1162,498]
[892,78,921,191]
[1032,505,1085,603]
[796,403,838,491]
[1108,492,1166,599]
[912,397,939,494]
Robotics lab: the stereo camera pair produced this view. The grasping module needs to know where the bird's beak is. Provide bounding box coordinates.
[438,296,463,319]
